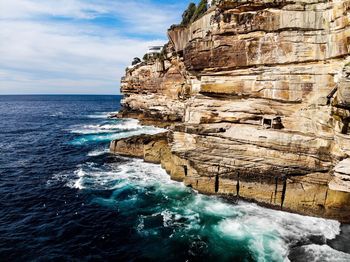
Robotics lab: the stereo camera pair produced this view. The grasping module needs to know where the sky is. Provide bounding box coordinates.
[0,0,196,95]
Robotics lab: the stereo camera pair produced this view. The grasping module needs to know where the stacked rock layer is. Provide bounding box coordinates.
[113,0,350,222]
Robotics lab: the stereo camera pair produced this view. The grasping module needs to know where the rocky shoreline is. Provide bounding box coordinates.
[111,0,350,222]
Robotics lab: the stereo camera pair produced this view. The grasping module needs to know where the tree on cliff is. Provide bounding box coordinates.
[181,3,196,26]
[190,0,208,23]
[180,0,208,26]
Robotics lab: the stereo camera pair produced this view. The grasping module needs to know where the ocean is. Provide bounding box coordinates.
[1,95,350,261]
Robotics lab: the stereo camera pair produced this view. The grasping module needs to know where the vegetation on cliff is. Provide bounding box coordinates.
[118,0,350,222]
[180,0,208,26]
[181,3,196,26]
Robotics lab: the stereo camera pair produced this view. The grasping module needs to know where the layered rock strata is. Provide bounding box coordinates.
[112,0,350,222]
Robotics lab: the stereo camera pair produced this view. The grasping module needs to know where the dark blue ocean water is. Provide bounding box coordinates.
[1,95,350,262]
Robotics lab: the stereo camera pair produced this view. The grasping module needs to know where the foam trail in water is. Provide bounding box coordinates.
[87,148,110,157]
[289,244,350,261]
[70,118,165,145]
[49,112,64,117]
[86,111,119,119]
[73,168,86,190]
[70,119,142,134]
[214,203,341,261]
[64,157,345,261]
[66,158,179,191]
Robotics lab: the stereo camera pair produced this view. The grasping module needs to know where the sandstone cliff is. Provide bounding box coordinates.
[113,0,350,222]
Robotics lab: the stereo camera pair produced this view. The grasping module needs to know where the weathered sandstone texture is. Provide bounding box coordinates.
[113,0,350,222]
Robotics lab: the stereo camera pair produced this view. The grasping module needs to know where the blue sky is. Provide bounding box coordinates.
[0,0,197,94]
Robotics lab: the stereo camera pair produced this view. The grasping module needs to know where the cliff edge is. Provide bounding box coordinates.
[112,0,350,222]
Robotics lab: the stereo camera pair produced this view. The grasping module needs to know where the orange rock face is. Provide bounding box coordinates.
[114,0,350,221]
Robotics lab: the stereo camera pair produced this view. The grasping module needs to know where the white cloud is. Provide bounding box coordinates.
[0,0,186,94]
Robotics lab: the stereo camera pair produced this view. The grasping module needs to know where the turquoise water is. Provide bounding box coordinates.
[1,95,350,261]
[66,157,350,261]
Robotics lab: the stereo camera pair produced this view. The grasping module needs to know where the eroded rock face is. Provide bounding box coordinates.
[118,50,190,126]
[329,159,350,193]
[113,0,350,221]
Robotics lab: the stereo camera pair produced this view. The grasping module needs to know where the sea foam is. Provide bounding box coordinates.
[64,157,344,261]
[70,119,165,145]
[62,112,346,261]
[69,119,142,135]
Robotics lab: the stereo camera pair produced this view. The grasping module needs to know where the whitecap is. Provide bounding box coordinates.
[56,157,346,261]
[49,112,63,117]
[87,148,109,157]
[86,111,119,119]
[289,244,350,262]
[213,202,341,261]
[69,119,142,135]
[69,118,165,145]
[72,168,86,190]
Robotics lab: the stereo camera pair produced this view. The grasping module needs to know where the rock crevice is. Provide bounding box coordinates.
[112,0,350,222]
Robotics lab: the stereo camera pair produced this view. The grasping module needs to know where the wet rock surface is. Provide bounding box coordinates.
[112,0,350,221]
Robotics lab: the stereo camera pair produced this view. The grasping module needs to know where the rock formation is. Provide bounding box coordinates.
[112,0,350,222]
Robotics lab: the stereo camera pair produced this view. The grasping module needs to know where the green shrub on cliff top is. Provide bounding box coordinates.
[181,3,196,26]
[143,53,151,62]
[180,0,208,26]
[190,0,208,23]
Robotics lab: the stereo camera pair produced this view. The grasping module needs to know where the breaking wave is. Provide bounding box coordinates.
[42,104,350,261]
[288,244,350,262]
[60,157,346,262]
[69,118,165,145]
[70,119,142,134]
[86,111,119,119]
[87,148,110,157]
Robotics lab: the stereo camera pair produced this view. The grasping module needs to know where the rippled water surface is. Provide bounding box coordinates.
[1,95,350,261]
